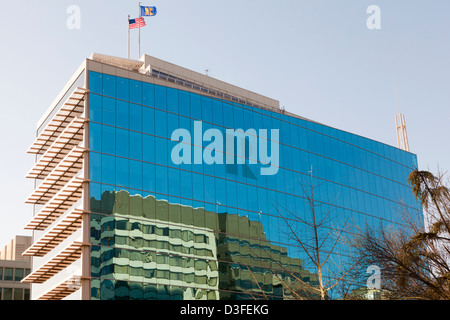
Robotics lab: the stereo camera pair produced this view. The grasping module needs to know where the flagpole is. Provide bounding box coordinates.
[138,2,141,59]
[128,15,130,59]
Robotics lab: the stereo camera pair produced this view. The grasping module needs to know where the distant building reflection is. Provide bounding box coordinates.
[90,190,319,300]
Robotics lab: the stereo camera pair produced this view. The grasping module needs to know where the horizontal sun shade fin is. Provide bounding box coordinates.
[23,209,84,256]
[28,87,87,155]
[24,177,85,231]
[25,147,86,205]
[37,275,82,300]
[27,117,86,180]
[21,241,84,284]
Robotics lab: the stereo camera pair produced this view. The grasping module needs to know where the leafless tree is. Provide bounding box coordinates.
[351,169,450,300]
[274,167,361,300]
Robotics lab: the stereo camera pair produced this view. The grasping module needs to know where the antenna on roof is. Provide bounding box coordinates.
[395,84,410,152]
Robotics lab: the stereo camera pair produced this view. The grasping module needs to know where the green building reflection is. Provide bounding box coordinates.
[90,189,319,300]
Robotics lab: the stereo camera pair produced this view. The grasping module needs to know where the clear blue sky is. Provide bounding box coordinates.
[0,0,448,246]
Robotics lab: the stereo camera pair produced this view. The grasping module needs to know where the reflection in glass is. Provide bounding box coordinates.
[90,189,319,300]
[88,71,422,300]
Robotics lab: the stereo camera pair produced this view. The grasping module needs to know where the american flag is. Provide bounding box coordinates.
[129,17,146,29]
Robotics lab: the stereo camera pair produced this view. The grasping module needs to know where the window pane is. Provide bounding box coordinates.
[116,100,130,129]
[90,152,102,183]
[4,268,13,281]
[14,288,23,300]
[89,71,103,94]
[130,103,142,132]
[3,288,12,300]
[130,80,142,104]
[89,122,102,153]
[89,93,102,123]
[102,124,116,155]
[103,74,116,97]
[130,131,143,161]
[116,128,130,158]
[130,160,143,191]
[102,97,116,126]
[14,268,24,282]
[116,77,129,100]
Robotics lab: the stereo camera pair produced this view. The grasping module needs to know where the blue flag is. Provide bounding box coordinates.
[141,6,157,16]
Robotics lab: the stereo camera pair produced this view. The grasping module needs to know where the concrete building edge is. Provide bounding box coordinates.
[82,63,91,300]
[36,60,87,132]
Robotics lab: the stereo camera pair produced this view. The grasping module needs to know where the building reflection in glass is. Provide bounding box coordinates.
[90,189,319,300]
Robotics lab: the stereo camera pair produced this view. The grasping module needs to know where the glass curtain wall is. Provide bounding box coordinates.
[88,71,421,300]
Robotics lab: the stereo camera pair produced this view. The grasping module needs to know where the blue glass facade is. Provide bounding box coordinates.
[87,71,421,300]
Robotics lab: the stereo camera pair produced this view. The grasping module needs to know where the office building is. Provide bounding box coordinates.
[0,236,32,300]
[23,53,422,300]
